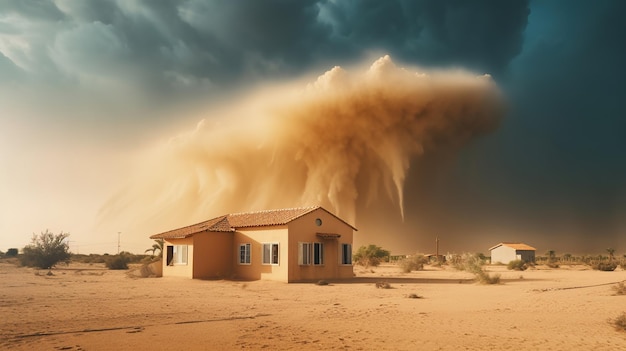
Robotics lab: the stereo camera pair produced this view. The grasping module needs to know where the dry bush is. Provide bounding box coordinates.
[315,280,329,286]
[507,260,528,271]
[612,282,626,296]
[593,262,617,271]
[455,253,500,284]
[400,254,428,273]
[406,293,422,299]
[613,312,626,332]
[353,244,390,267]
[105,254,129,270]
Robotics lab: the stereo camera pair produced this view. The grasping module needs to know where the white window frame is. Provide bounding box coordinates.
[262,243,279,265]
[299,242,312,265]
[168,245,188,266]
[340,243,352,265]
[313,242,324,265]
[239,243,251,265]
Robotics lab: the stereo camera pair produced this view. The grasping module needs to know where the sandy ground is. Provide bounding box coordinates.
[1,261,625,351]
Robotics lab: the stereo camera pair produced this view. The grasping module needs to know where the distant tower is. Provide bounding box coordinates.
[436,236,440,263]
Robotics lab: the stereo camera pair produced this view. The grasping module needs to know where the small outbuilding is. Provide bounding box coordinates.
[150,206,356,282]
[489,242,536,264]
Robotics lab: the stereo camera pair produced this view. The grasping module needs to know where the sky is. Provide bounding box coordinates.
[1,0,624,256]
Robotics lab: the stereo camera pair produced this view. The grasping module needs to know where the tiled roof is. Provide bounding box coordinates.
[150,206,356,240]
[489,242,536,251]
[226,207,320,228]
[150,215,232,239]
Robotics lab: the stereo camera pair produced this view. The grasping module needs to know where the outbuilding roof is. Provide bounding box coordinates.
[150,206,356,239]
[489,242,536,251]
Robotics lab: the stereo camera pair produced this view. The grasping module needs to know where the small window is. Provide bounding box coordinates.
[239,243,251,264]
[313,242,324,265]
[299,242,312,265]
[262,243,279,265]
[341,243,352,265]
[315,218,322,226]
[167,245,188,266]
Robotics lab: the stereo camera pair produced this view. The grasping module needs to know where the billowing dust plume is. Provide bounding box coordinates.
[101,55,503,235]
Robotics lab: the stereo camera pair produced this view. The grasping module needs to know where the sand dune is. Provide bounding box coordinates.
[1,261,625,350]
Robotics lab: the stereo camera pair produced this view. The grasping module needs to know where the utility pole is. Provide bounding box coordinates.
[436,236,440,263]
[117,232,121,254]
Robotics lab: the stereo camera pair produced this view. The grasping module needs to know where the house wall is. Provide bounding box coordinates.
[286,208,355,282]
[232,227,289,282]
[192,232,234,279]
[161,237,194,278]
[491,246,536,264]
[490,246,516,264]
[516,250,535,263]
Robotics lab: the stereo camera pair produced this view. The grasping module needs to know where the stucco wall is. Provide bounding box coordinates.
[233,227,289,282]
[287,208,355,282]
[162,237,194,278]
[491,246,536,264]
[192,232,234,279]
[490,246,516,264]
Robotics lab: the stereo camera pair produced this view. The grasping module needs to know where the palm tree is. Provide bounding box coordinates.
[606,248,615,262]
[145,239,164,258]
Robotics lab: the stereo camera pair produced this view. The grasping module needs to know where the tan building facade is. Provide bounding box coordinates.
[150,207,356,282]
[489,242,536,264]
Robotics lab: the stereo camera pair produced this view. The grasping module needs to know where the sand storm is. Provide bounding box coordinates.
[100,55,504,238]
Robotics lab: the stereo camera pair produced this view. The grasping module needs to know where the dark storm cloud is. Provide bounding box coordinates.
[321,0,530,76]
[0,0,530,100]
[439,0,626,252]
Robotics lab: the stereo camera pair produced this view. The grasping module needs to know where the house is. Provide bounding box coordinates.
[150,206,356,282]
[489,242,536,264]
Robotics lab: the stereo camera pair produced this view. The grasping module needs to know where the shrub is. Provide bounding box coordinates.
[612,282,626,296]
[105,254,130,270]
[20,230,71,269]
[455,253,500,284]
[475,270,501,284]
[507,260,528,271]
[315,280,329,286]
[353,244,390,267]
[613,312,626,332]
[593,262,617,271]
[400,254,428,273]
[6,248,18,257]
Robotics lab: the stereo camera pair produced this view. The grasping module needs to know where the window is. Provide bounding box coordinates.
[299,242,323,265]
[166,245,188,266]
[299,242,312,265]
[341,243,352,265]
[239,243,251,264]
[262,243,279,265]
[313,242,324,265]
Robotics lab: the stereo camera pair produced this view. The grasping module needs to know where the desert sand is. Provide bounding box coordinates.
[1,261,625,350]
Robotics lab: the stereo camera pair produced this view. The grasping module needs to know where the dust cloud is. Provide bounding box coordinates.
[100,55,504,238]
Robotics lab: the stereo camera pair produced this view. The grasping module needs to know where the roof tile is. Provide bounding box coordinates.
[150,206,356,240]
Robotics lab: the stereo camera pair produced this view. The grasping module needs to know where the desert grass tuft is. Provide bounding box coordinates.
[406,293,422,299]
[613,312,626,332]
